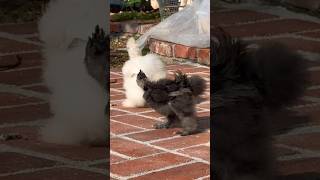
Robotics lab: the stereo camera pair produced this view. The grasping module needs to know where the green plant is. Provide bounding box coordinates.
[111,11,160,22]
[0,0,49,23]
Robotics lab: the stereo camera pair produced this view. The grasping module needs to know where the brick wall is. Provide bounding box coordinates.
[149,39,210,65]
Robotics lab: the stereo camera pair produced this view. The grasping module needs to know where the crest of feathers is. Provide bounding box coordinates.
[212,27,309,108]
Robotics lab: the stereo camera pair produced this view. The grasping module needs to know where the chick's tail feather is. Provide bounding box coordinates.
[126,37,142,59]
[246,43,309,108]
[188,75,206,96]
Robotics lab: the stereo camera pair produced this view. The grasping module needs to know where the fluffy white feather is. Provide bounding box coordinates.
[122,37,167,107]
[39,0,107,145]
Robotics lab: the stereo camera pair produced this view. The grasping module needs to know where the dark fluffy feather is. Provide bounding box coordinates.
[137,70,206,135]
[212,27,309,180]
[84,25,108,90]
[84,25,109,115]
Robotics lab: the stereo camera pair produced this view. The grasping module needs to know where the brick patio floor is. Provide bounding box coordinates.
[110,65,210,179]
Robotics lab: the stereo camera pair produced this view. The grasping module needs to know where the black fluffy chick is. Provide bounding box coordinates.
[137,70,206,136]
[212,27,309,180]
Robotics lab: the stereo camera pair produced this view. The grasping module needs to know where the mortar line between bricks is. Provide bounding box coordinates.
[111,152,167,165]
[112,103,209,117]
[192,72,210,76]
[1,163,108,176]
[0,144,105,169]
[110,114,129,118]
[297,29,320,33]
[110,112,157,118]
[175,61,210,69]
[0,119,45,128]
[301,96,320,103]
[220,2,320,24]
[115,113,163,122]
[110,129,160,138]
[277,152,320,161]
[0,83,49,101]
[0,102,48,110]
[116,135,210,164]
[308,66,320,71]
[110,119,148,131]
[0,145,108,175]
[111,110,162,119]
[199,100,210,104]
[298,51,320,62]
[175,143,210,151]
[292,34,320,42]
[0,165,65,177]
[0,22,35,26]
[242,33,310,42]
[288,101,320,110]
[19,83,46,88]
[110,88,125,93]
[308,85,320,90]
[144,135,182,144]
[82,159,109,166]
[195,175,210,180]
[111,83,122,86]
[0,144,74,162]
[275,144,320,161]
[114,142,210,164]
[275,125,320,137]
[2,66,42,73]
[197,107,210,112]
[110,150,133,160]
[110,106,156,114]
[110,107,130,112]
[170,71,211,75]
[112,126,208,152]
[0,50,40,56]
[112,128,208,147]
[219,17,286,28]
[243,33,320,48]
[111,100,125,103]
[122,160,200,179]
[110,109,164,122]
[113,129,154,137]
[110,72,122,76]
[19,33,39,39]
[0,32,43,46]
[110,173,126,180]
[63,164,107,175]
[131,110,157,115]
[275,144,320,156]
[110,94,124,97]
